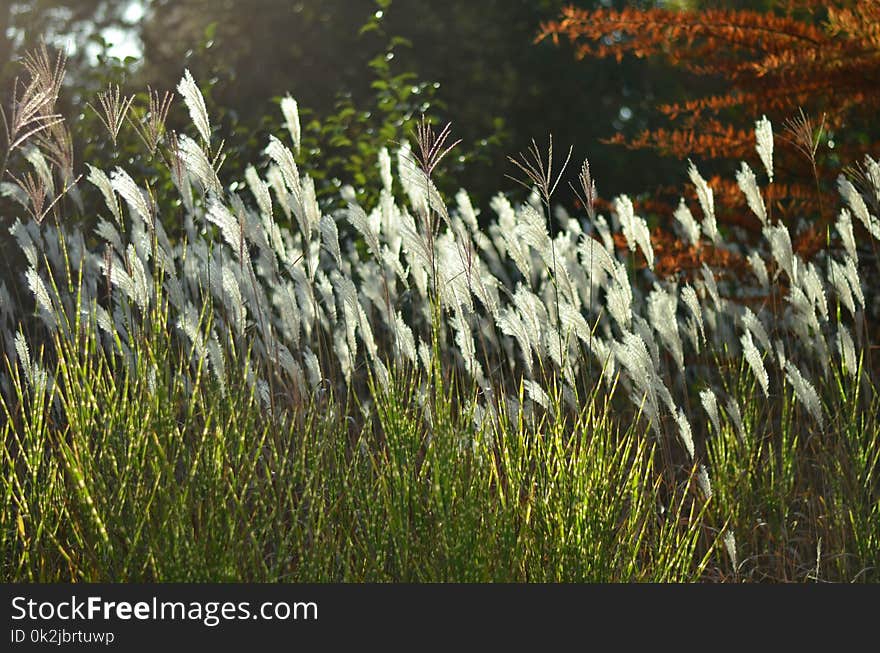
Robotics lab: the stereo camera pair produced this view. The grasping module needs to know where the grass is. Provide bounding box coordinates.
[2,290,878,581]
[1,62,879,583]
[0,297,710,581]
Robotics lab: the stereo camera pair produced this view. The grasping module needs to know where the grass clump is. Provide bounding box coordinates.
[1,305,714,581]
[1,58,879,582]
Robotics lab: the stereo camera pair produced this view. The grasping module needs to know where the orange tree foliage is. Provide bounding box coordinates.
[539,2,879,159]
[538,1,880,276]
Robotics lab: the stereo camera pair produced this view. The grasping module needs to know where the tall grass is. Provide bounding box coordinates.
[1,62,879,581]
[0,298,713,581]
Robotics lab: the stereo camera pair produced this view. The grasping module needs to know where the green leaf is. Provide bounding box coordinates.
[329,135,353,148]
[359,21,379,36]
[390,36,413,49]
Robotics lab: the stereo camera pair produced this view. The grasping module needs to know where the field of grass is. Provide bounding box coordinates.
[1,64,879,582]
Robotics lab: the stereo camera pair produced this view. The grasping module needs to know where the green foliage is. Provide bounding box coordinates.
[296,15,446,209]
[2,23,879,584]
[4,0,695,211]
[5,284,878,581]
[0,303,714,581]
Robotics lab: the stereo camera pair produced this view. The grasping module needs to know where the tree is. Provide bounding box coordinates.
[540,1,879,160]
[539,1,880,266]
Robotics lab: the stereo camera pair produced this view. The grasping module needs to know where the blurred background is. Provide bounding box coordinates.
[0,0,715,211]
[4,0,871,220]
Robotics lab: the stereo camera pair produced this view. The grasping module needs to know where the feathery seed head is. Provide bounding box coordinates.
[177,69,211,144]
[784,361,824,428]
[673,198,701,246]
[507,134,572,208]
[756,115,774,183]
[280,95,301,154]
[741,330,769,397]
[412,115,460,178]
[700,388,720,434]
[736,161,767,224]
[688,161,718,244]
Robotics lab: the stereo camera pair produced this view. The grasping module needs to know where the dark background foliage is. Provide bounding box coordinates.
[1,0,694,212]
